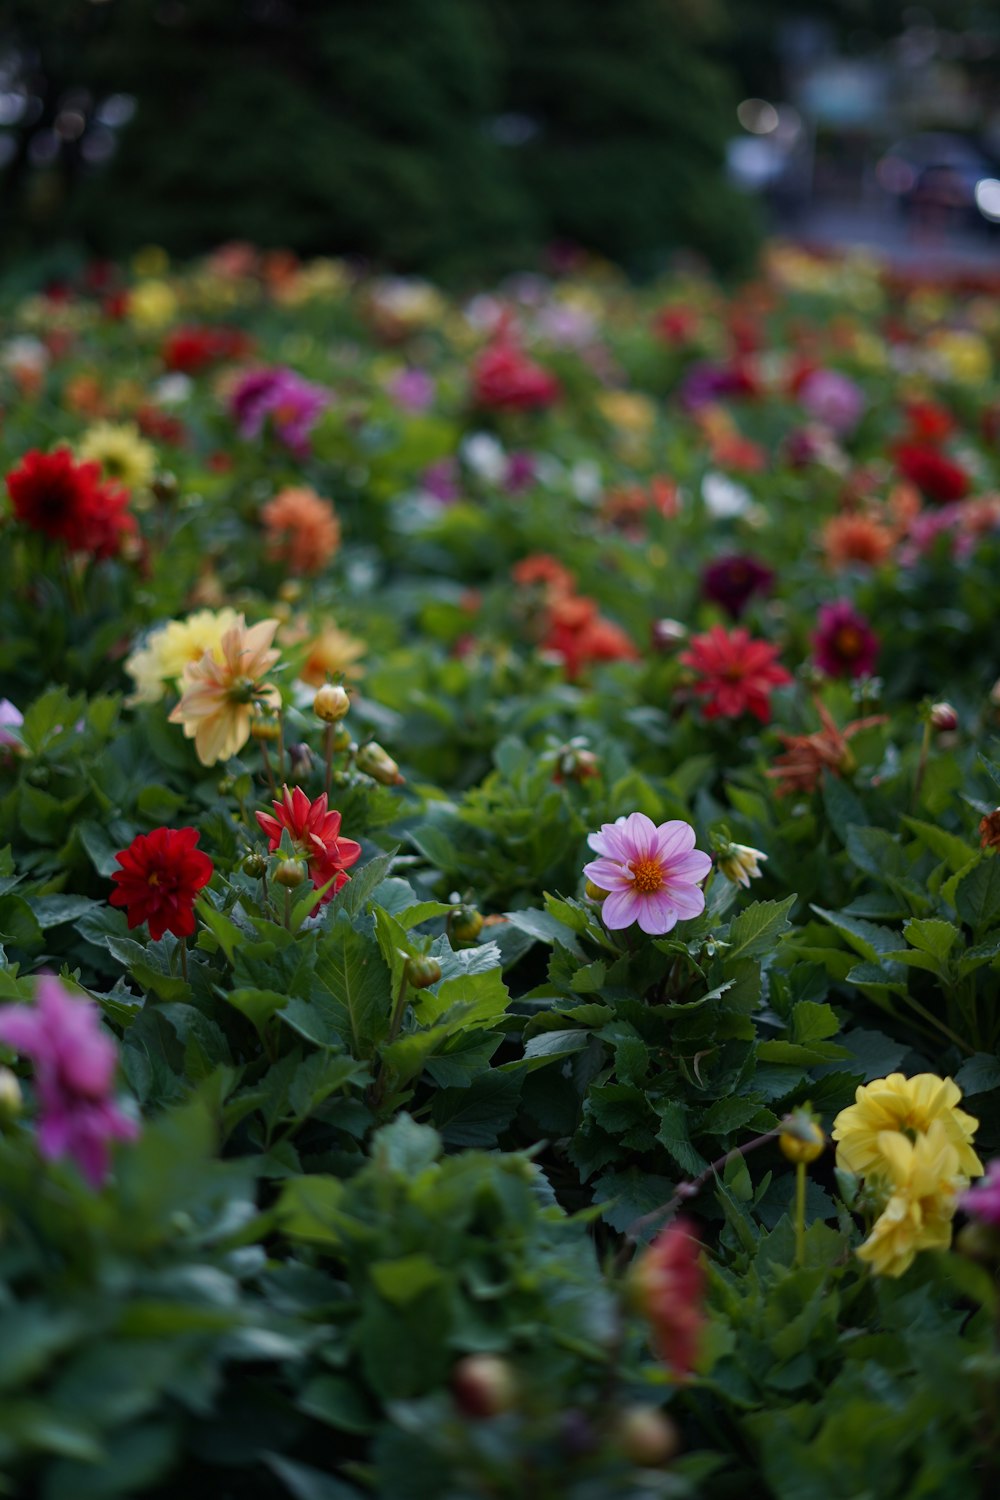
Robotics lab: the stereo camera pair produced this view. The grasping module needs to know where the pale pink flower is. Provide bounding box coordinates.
[584,814,712,935]
[0,975,138,1186]
[960,1159,1000,1227]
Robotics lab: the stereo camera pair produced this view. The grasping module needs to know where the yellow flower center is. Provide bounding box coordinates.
[629,856,664,894]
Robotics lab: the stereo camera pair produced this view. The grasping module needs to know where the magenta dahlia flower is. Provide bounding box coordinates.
[960,1160,1000,1227]
[0,975,138,1186]
[584,813,712,935]
[813,600,879,679]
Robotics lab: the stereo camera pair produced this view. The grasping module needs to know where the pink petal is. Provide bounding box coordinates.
[653,821,696,861]
[636,891,680,935]
[582,857,634,892]
[622,812,657,859]
[663,882,706,919]
[602,888,642,929]
[587,821,631,860]
[667,850,713,884]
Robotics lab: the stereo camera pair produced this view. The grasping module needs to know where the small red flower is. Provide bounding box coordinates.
[631,1218,705,1376]
[255,785,361,903]
[542,593,639,680]
[110,827,214,940]
[894,442,970,504]
[6,447,135,558]
[472,338,560,413]
[679,624,791,723]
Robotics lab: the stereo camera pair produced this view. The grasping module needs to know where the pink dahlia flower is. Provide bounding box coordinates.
[960,1159,1000,1227]
[584,813,712,935]
[0,975,138,1187]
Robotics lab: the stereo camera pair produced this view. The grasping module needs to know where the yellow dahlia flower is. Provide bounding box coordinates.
[169,616,281,766]
[78,421,157,492]
[125,608,240,705]
[833,1073,982,1182]
[856,1120,963,1278]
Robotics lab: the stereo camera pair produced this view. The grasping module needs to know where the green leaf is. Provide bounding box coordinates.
[313,914,393,1055]
[371,1114,441,1176]
[370,1254,445,1305]
[222,986,287,1037]
[810,907,900,962]
[655,1100,707,1175]
[266,1455,362,1500]
[902,917,960,962]
[902,816,977,874]
[955,858,1000,932]
[277,1176,347,1247]
[430,1071,522,1146]
[725,896,796,961]
[954,1053,1000,1097]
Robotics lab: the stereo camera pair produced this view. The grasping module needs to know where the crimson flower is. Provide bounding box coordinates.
[110,826,214,940]
[472,339,560,412]
[631,1218,705,1376]
[6,447,135,558]
[679,625,791,723]
[813,600,879,679]
[256,785,361,903]
[894,443,970,504]
[700,553,774,619]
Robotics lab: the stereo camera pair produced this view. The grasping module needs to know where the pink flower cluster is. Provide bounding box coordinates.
[229,366,329,457]
[960,1159,1000,1227]
[0,975,138,1186]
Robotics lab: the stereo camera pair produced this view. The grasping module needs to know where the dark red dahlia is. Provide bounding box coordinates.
[701,553,774,619]
[471,340,560,413]
[6,448,135,558]
[894,443,970,504]
[110,827,213,941]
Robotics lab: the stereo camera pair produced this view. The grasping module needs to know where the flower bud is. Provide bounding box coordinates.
[287,741,313,780]
[451,1355,517,1419]
[404,954,442,990]
[585,879,608,902]
[554,744,601,783]
[250,711,282,743]
[717,841,767,889]
[243,851,267,879]
[779,1109,825,1164]
[928,701,959,733]
[314,683,351,723]
[152,472,178,503]
[0,1067,22,1122]
[650,618,687,653]
[274,859,307,889]
[278,579,302,603]
[615,1406,680,1467]
[448,904,483,947]
[356,741,404,785]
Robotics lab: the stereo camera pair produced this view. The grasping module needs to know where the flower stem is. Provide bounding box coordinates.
[179,937,188,984]
[912,720,932,808]
[259,740,277,797]
[795,1160,806,1266]
[324,724,334,797]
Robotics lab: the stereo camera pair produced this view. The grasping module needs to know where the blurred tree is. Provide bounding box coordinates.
[0,0,758,279]
[497,0,758,274]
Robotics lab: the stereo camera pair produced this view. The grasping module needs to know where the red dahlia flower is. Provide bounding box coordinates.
[679,625,791,723]
[110,827,214,940]
[631,1218,705,1376]
[472,339,560,413]
[894,443,970,504]
[6,447,135,558]
[256,785,361,903]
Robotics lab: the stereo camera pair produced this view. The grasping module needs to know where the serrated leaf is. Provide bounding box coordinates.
[725,896,795,961]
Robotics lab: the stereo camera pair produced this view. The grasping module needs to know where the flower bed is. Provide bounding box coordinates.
[1,242,999,1498]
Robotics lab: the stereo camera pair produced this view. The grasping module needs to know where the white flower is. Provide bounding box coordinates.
[701,471,751,519]
[717,842,768,889]
[462,432,506,483]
